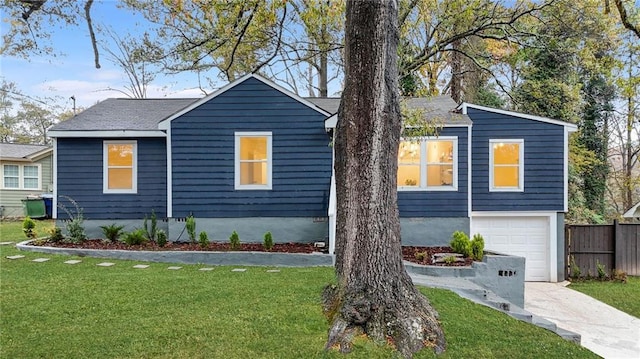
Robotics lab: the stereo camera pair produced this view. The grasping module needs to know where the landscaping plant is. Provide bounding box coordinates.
[229,230,240,250]
[57,195,87,243]
[156,229,168,247]
[122,229,148,246]
[100,223,125,243]
[471,233,485,261]
[198,231,210,249]
[596,260,607,280]
[47,226,65,243]
[185,215,196,243]
[22,216,37,239]
[143,210,158,242]
[450,230,471,257]
[263,231,274,251]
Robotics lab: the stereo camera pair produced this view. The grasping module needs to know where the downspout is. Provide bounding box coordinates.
[328,169,336,256]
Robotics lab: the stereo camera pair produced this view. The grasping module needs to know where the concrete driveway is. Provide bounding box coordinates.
[525,281,640,359]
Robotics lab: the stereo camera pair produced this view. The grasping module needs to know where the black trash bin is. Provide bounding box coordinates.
[41,194,54,218]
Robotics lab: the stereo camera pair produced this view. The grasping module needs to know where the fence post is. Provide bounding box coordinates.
[613,219,620,271]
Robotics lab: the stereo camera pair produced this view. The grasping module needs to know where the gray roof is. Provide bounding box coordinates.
[49,95,469,133]
[49,98,197,132]
[0,143,51,160]
[306,95,472,125]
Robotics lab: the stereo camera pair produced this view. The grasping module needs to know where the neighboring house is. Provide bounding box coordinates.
[0,143,53,217]
[48,74,576,282]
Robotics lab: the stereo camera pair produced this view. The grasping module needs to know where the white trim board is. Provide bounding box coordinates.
[460,103,578,131]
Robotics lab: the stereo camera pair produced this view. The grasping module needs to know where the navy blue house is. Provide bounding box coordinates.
[48,74,576,282]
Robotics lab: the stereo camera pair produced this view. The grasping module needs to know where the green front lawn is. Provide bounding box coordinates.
[569,277,640,318]
[0,220,596,358]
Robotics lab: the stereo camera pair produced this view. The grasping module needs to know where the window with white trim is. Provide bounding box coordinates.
[489,139,524,191]
[398,137,457,190]
[235,132,272,190]
[1,164,41,190]
[103,141,137,193]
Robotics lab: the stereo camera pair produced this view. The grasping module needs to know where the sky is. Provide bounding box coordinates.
[1,1,217,112]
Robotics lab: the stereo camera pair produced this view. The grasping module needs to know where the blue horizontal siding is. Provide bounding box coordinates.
[171,77,332,218]
[56,138,167,220]
[398,126,469,217]
[469,108,566,211]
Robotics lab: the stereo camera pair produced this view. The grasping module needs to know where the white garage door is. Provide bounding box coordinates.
[472,216,550,281]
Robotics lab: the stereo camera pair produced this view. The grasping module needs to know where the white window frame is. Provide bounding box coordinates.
[1,163,42,190]
[398,136,458,191]
[103,140,138,194]
[235,132,273,190]
[489,139,524,192]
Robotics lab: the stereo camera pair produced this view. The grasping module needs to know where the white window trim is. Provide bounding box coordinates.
[235,132,273,190]
[103,140,138,194]
[1,163,42,190]
[398,136,458,192]
[489,139,524,192]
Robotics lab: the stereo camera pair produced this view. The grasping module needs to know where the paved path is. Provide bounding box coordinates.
[525,282,640,359]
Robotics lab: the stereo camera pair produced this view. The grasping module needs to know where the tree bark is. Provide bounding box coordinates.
[324,1,446,357]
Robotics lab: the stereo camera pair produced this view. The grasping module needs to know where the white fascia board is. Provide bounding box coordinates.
[28,148,53,161]
[48,130,166,138]
[459,103,578,131]
[325,114,337,130]
[623,202,640,218]
[159,73,332,131]
[470,211,557,217]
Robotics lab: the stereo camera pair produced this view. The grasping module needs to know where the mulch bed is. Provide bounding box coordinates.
[35,240,474,266]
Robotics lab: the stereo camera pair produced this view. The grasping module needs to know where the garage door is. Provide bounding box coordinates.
[471,216,550,281]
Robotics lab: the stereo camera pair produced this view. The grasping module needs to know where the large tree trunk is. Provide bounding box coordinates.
[323,1,446,358]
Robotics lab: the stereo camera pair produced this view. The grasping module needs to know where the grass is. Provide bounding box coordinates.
[0,220,597,358]
[569,277,640,318]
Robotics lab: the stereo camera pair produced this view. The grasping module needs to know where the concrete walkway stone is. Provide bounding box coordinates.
[0,241,14,245]
[64,260,82,264]
[199,267,215,271]
[6,255,25,260]
[32,258,50,262]
[96,262,115,267]
[133,264,149,269]
[231,268,247,272]
[167,266,182,270]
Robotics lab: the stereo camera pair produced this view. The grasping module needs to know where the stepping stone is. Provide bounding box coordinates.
[199,267,215,271]
[266,269,281,273]
[0,241,14,245]
[231,268,247,272]
[64,260,82,265]
[133,264,149,269]
[167,266,182,270]
[32,258,50,262]
[97,262,115,267]
[6,255,25,260]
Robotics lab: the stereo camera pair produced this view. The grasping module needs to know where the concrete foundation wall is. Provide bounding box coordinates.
[469,253,526,308]
[401,217,470,246]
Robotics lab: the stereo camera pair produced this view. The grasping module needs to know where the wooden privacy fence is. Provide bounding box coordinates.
[565,221,640,278]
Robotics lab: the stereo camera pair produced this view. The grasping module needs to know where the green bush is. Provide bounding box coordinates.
[199,231,210,248]
[156,229,168,247]
[596,260,607,280]
[47,226,65,243]
[185,215,196,243]
[122,229,148,246]
[450,231,471,257]
[144,210,158,242]
[229,230,240,250]
[263,231,274,251]
[570,255,582,279]
[22,216,37,239]
[100,223,125,243]
[471,233,485,261]
[58,195,87,243]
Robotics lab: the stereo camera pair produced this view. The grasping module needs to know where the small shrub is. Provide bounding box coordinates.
[596,260,607,280]
[263,231,274,251]
[122,229,148,246]
[47,226,65,243]
[22,216,37,239]
[144,210,158,242]
[185,215,196,243]
[199,231,210,248]
[570,255,581,279]
[471,233,485,261]
[444,255,457,265]
[58,195,87,243]
[156,229,168,247]
[229,230,240,250]
[450,231,471,257]
[100,223,125,243]
[611,269,627,283]
[414,251,426,261]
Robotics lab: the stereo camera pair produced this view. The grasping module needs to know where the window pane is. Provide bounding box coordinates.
[4,177,18,188]
[494,166,519,187]
[240,137,267,161]
[108,144,133,166]
[4,165,18,176]
[24,178,38,189]
[427,141,453,164]
[108,168,133,189]
[398,142,420,164]
[398,165,420,186]
[240,162,267,185]
[23,166,38,177]
[493,143,519,165]
[427,164,453,186]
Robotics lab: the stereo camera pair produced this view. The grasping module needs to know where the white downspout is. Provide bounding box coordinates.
[328,169,336,256]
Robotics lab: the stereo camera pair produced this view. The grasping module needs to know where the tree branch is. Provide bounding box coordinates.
[84,0,100,68]
[614,0,640,38]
